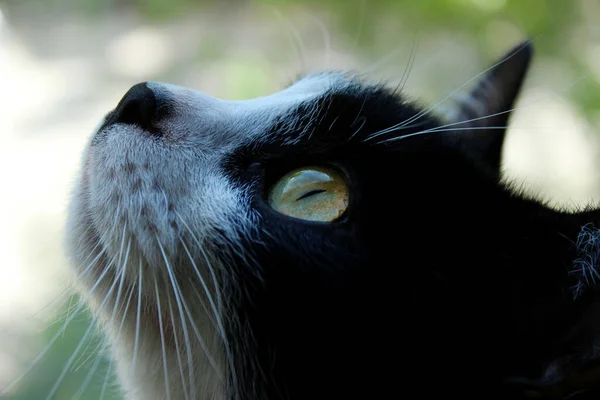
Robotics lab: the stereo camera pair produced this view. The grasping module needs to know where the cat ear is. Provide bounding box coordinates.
[445,41,533,173]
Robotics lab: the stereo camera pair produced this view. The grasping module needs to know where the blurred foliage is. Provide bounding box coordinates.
[8,299,118,399]
[2,0,597,115]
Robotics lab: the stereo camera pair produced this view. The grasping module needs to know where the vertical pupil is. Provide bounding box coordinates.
[296,189,327,201]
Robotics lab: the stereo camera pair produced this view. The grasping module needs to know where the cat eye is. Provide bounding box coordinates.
[268,166,349,222]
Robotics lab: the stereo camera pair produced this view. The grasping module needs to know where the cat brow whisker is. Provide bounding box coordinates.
[350,0,366,48]
[308,14,331,71]
[372,73,588,145]
[428,74,587,133]
[365,39,536,142]
[387,34,467,89]
[272,9,307,75]
[375,126,548,144]
[362,44,407,76]
[395,38,418,96]
[349,116,367,140]
[392,38,535,130]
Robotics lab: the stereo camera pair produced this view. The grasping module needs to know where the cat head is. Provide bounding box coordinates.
[67,41,600,399]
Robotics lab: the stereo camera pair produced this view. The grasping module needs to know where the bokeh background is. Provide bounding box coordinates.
[1,0,599,399]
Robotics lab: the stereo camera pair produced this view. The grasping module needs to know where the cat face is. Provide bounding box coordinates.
[66,41,600,399]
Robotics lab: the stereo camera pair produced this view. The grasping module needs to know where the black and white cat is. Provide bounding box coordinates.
[59,40,600,399]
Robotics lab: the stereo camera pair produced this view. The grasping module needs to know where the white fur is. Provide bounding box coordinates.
[66,74,346,399]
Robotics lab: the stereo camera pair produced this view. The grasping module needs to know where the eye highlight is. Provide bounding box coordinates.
[268,166,349,222]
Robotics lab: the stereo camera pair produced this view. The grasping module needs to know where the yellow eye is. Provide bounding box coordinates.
[268,166,349,222]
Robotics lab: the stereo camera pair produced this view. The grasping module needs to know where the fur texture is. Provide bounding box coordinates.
[66,41,600,399]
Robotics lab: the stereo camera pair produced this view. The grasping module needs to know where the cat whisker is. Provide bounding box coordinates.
[130,259,144,386]
[365,39,535,142]
[20,245,106,335]
[153,274,172,400]
[439,74,587,131]
[375,126,550,145]
[349,116,367,140]
[177,288,226,382]
[71,341,109,400]
[361,44,407,76]
[372,73,588,145]
[177,237,220,329]
[272,8,307,75]
[78,281,135,399]
[44,257,124,399]
[350,0,366,48]
[166,294,191,400]
[155,235,225,384]
[175,212,224,317]
[70,324,105,373]
[395,38,418,96]
[345,90,370,141]
[308,15,331,71]
[14,239,107,334]
[157,235,196,399]
[98,238,133,399]
[392,39,534,129]
[0,249,115,395]
[387,34,466,89]
[179,234,237,389]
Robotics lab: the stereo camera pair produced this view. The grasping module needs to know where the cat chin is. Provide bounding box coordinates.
[66,187,230,400]
[66,139,233,400]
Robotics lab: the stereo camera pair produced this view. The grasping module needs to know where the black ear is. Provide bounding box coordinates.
[445,41,533,173]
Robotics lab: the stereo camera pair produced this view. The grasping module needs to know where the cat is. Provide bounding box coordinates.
[15,40,600,399]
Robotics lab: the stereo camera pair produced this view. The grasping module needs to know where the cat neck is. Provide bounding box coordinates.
[502,203,600,395]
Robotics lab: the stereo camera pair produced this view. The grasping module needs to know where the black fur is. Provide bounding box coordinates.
[221,42,600,399]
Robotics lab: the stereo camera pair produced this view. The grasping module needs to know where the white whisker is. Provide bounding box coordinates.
[70,342,109,400]
[365,40,535,142]
[376,126,545,144]
[153,275,172,400]
[155,235,223,385]
[131,259,143,383]
[0,252,113,395]
[309,15,331,70]
[174,212,238,389]
[273,8,307,74]
[155,233,194,399]
[99,238,133,400]
[166,293,191,400]
[351,0,366,48]
[371,73,588,145]
[395,38,418,96]
[45,260,123,400]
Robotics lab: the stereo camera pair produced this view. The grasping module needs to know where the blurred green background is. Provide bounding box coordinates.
[0,0,599,399]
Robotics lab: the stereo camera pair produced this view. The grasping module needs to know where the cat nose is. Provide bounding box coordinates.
[112,82,160,132]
